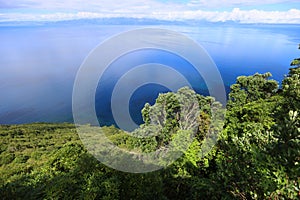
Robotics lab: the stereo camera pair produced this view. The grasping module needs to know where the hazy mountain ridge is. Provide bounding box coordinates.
[1,17,300,27]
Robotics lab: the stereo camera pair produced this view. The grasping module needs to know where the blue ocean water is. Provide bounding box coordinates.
[0,21,299,125]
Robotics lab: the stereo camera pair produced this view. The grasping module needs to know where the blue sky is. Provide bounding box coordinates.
[0,0,300,23]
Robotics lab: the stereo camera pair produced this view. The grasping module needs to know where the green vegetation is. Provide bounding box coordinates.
[0,48,300,199]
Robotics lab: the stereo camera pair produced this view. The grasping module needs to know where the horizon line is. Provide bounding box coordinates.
[1,17,300,26]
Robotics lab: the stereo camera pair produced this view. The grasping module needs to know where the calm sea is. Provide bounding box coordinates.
[0,21,299,126]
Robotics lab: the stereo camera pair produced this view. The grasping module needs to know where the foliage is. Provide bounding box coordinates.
[0,46,300,199]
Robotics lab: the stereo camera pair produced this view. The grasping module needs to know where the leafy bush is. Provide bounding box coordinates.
[0,48,300,199]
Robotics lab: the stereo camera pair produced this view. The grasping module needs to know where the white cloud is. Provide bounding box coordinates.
[186,0,300,8]
[1,8,300,24]
[163,8,300,24]
[1,0,300,24]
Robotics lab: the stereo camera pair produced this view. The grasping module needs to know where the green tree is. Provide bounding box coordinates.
[290,44,300,68]
[227,72,278,109]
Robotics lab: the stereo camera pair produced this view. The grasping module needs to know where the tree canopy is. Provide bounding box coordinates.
[0,46,299,199]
